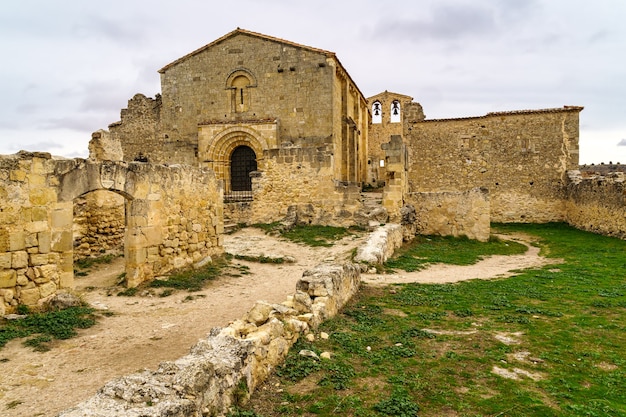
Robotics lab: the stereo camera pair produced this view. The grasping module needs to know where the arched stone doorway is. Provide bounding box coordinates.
[230,145,257,192]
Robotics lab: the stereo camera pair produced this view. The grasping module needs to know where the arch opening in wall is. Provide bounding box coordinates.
[390,100,401,123]
[228,145,257,201]
[372,101,382,124]
[73,189,127,286]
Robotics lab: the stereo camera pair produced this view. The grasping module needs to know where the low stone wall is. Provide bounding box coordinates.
[58,263,362,417]
[566,171,626,239]
[406,188,491,242]
[354,224,404,264]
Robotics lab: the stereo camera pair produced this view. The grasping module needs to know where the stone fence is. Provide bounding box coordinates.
[566,171,626,239]
[406,188,491,242]
[58,263,362,417]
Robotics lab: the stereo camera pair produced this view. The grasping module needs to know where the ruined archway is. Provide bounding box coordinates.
[0,153,223,310]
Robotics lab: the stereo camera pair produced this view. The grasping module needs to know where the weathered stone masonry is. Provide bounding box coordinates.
[566,171,626,239]
[404,105,582,223]
[0,152,223,313]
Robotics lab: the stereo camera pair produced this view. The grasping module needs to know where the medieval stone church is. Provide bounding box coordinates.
[107,28,583,229]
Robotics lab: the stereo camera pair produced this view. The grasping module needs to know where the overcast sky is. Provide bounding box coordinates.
[1,0,624,164]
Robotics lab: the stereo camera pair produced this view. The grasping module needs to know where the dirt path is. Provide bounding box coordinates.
[0,228,365,417]
[363,234,559,286]
[0,230,554,417]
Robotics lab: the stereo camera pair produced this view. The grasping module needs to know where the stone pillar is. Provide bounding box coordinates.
[382,135,408,221]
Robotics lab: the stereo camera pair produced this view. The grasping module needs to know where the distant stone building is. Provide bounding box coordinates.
[110,29,368,226]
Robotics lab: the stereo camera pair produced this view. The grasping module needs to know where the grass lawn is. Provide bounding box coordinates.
[236,223,626,417]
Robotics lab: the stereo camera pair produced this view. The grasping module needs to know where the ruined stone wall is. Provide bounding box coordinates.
[108,94,161,163]
[566,171,626,239]
[1,153,224,311]
[405,106,581,223]
[59,262,362,417]
[0,152,74,314]
[73,190,125,260]
[406,188,491,242]
[224,146,362,227]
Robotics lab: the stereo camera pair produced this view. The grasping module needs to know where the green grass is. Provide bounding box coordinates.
[242,223,626,416]
[252,223,355,247]
[0,305,97,352]
[234,254,288,264]
[148,256,229,291]
[385,234,528,272]
[74,253,118,270]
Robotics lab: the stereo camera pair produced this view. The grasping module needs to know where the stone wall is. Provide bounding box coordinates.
[0,152,74,314]
[405,188,491,242]
[59,262,362,417]
[225,146,363,227]
[405,105,582,223]
[354,224,404,264]
[566,171,626,239]
[0,152,223,311]
[73,190,125,260]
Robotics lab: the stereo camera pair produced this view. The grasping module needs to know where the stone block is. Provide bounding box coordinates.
[51,230,73,252]
[11,251,28,269]
[51,207,73,228]
[39,264,58,282]
[0,270,17,288]
[29,188,57,205]
[59,252,73,273]
[30,253,49,266]
[0,229,8,252]
[9,169,26,182]
[59,271,74,289]
[19,287,41,305]
[9,231,26,251]
[0,253,11,269]
[142,226,163,246]
[38,231,52,253]
[16,273,28,286]
[32,206,48,222]
[25,232,38,248]
[39,281,57,298]
[127,247,147,265]
[27,173,46,187]
[0,288,14,303]
[25,221,48,234]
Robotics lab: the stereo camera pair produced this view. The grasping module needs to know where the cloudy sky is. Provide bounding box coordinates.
[1,0,624,164]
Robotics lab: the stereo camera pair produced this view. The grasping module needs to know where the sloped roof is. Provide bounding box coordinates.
[367,90,414,103]
[159,28,335,73]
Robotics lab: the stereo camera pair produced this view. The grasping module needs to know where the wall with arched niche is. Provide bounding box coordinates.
[0,152,223,313]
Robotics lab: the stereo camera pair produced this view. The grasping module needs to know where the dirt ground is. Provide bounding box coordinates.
[0,229,554,417]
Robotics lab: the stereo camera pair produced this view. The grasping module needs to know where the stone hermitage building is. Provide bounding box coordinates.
[3,28,625,312]
[110,28,369,226]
